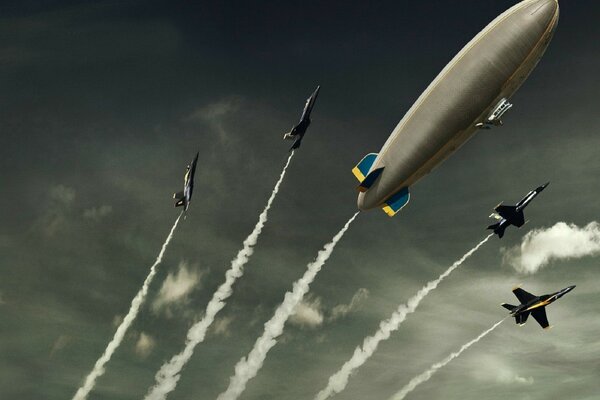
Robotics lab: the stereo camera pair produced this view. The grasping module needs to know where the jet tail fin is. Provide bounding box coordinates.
[289,135,303,151]
[515,311,529,325]
[382,187,410,217]
[501,303,517,311]
[487,222,506,238]
[174,191,185,208]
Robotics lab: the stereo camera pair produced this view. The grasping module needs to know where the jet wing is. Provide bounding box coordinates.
[513,287,536,304]
[495,205,525,227]
[531,307,550,329]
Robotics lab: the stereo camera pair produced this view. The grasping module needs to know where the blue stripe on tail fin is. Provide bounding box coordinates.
[352,153,378,182]
[382,187,410,217]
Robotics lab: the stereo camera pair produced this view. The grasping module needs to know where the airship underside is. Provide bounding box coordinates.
[354,0,560,216]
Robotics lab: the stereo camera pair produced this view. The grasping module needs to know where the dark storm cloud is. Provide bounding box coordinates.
[1,1,600,400]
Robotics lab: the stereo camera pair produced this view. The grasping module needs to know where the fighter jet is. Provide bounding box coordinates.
[173,152,199,212]
[487,182,549,238]
[502,285,575,329]
[283,86,320,151]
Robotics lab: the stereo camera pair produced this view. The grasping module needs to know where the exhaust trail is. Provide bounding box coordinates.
[72,213,183,400]
[216,212,360,400]
[389,318,506,400]
[144,152,294,400]
[315,233,493,400]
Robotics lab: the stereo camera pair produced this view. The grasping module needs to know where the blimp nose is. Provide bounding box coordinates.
[357,190,380,211]
[357,192,367,211]
[527,0,559,22]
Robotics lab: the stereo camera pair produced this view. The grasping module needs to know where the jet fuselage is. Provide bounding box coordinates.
[503,285,575,329]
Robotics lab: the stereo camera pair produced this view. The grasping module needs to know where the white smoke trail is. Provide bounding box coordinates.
[503,221,600,274]
[72,213,182,400]
[389,318,506,400]
[315,234,493,400]
[144,152,294,400]
[216,212,360,400]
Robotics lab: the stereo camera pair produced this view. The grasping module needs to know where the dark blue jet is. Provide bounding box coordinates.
[283,86,320,151]
[487,182,549,238]
[173,152,199,212]
[502,285,576,329]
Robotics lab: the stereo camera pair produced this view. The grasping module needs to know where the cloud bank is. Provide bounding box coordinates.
[504,222,600,274]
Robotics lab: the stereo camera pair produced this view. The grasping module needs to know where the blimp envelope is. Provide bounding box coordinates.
[353,0,559,217]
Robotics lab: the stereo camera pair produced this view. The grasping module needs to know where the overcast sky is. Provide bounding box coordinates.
[1,1,599,400]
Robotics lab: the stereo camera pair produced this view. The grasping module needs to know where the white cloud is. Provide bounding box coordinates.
[40,184,77,236]
[329,288,369,321]
[290,295,324,329]
[289,288,369,329]
[187,97,242,142]
[112,314,123,327]
[503,222,600,274]
[152,261,203,315]
[135,332,156,358]
[470,355,534,386]
[210,316,234,337]
[49,184,75,205]
[50,335,70,358]
[83,205,112,221]
[189,98,241,122]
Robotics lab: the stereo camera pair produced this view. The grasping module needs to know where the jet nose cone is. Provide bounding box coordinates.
[561,285,576,295]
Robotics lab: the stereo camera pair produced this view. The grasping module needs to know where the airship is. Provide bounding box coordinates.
[353,0,559,217]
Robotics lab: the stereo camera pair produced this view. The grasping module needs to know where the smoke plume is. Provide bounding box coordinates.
[216,212,360,400]
[389,318,506,400]
[315,234,493,400]
[144,153,294,400]
[504,222,600,274]
[72,213,182,400]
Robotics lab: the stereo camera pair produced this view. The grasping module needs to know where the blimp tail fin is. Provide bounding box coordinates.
[352,153,379,182]
[382,187,410,217]
[357,167,384,192]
